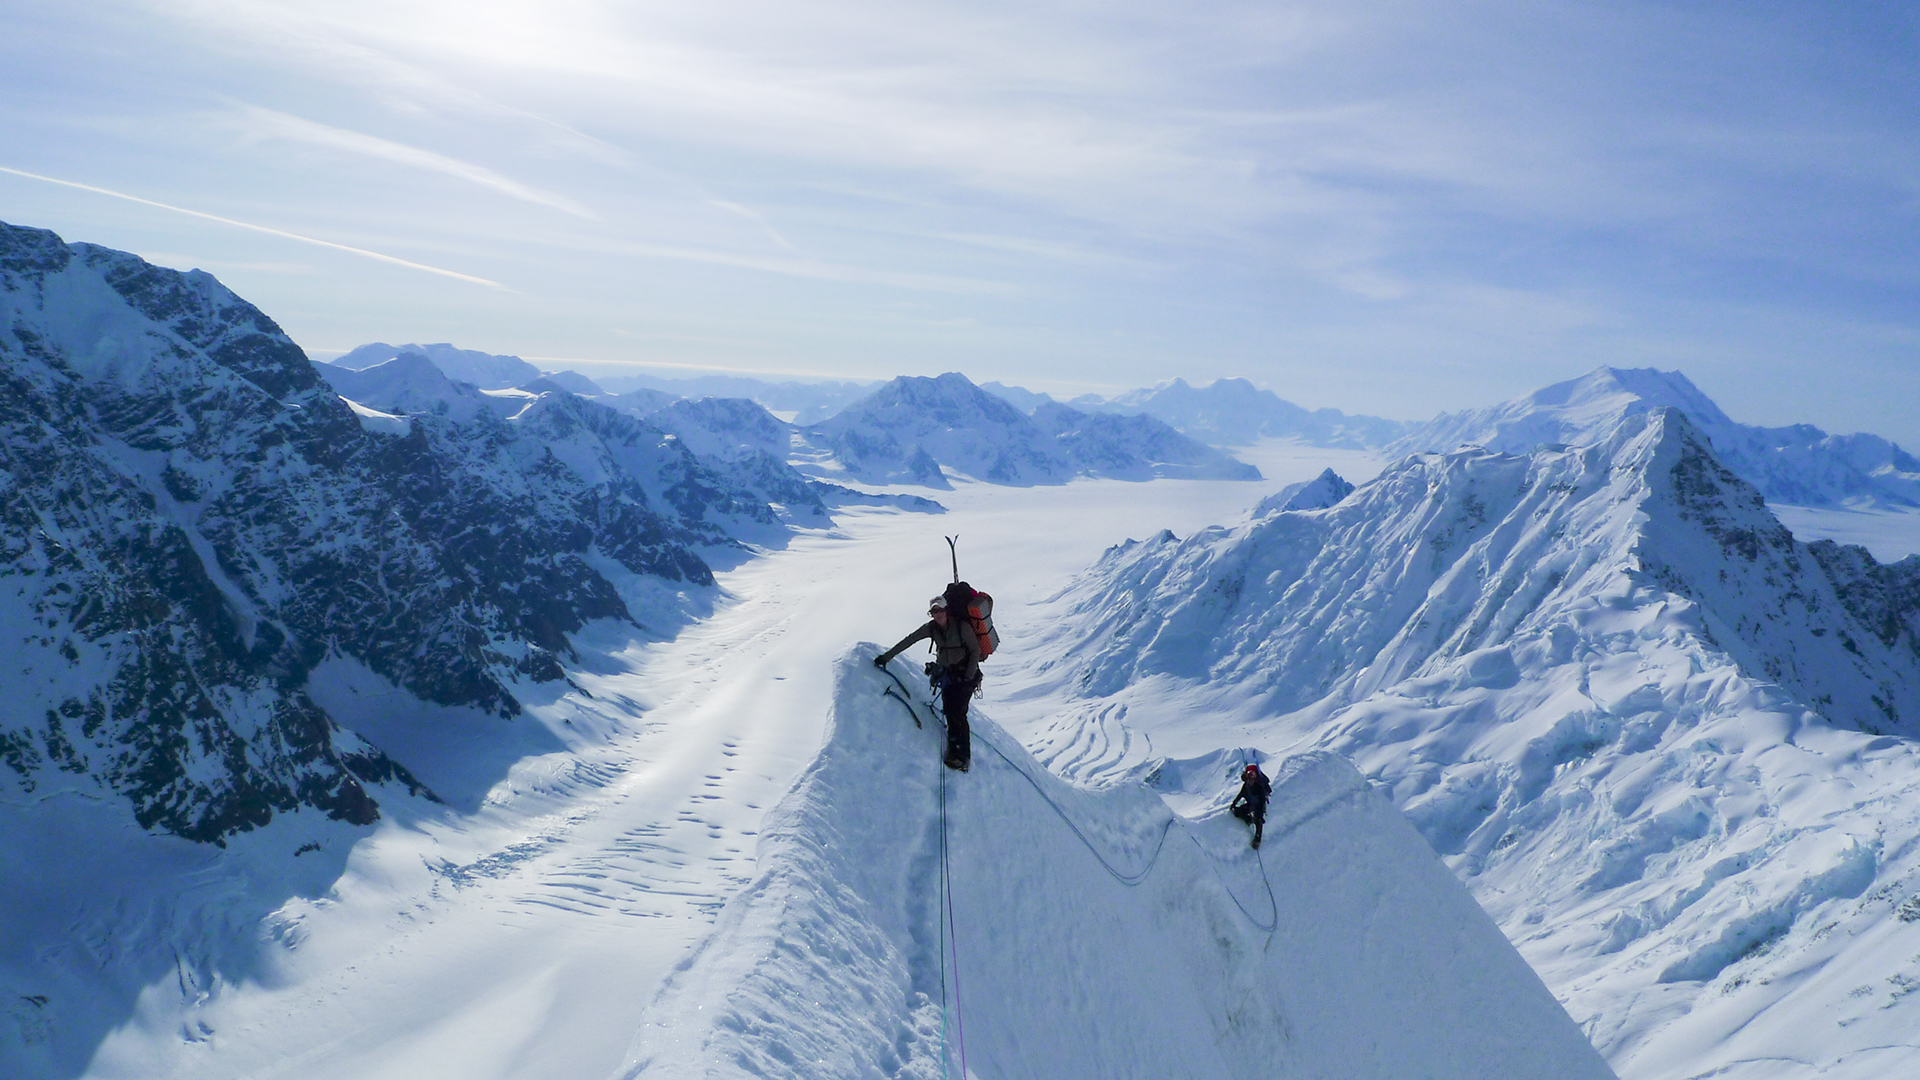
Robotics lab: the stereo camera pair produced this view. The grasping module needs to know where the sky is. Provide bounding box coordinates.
[3,1,1918,443]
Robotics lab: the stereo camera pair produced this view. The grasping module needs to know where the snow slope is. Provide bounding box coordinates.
[617,650,1612,1080]
[1003,408,1920,1079]
[1391,366,1920,509]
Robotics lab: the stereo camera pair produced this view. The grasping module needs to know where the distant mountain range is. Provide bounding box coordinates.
[800,373,1262,487]
[334,341,544,389]
[325,352,1920,514]
[982,376,1411,450]
[1391,366,1920,509]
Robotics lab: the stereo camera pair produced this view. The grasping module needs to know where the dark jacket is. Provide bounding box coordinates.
[878,615,982,681]
[1231,769,1271,815]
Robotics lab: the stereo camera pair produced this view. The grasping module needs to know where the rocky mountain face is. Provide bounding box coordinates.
[1037,406,1920,1075]
[0,222,801,844]
[1093,376,1411,448]
[802,372,1262,486]
[1391,366,1920,509]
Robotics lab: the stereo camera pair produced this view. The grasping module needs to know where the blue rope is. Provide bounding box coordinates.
[972,728,1278,930]
[938,753,949,1080]
[942,761,969,1077]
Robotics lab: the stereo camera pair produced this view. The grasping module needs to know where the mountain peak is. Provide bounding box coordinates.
[1394,367,1918,508]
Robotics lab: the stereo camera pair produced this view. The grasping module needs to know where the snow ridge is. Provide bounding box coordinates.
[617,649,1612,1080]
[1039,407,1920,1078]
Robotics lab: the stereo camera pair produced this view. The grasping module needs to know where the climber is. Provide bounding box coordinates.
[875,591,983,771]
[1230,762,1271,849]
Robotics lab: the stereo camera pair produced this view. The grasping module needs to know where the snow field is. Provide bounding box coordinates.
[36,461,1336,1079]
[618,650,1612,1080]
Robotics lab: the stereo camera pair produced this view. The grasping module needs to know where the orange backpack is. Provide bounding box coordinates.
[947,580,999,660]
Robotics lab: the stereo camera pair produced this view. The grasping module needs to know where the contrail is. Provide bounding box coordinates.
[0,165,502,287]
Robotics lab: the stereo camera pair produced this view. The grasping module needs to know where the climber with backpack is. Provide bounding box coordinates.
[874,538,997,771]
[1230,762,1272,849]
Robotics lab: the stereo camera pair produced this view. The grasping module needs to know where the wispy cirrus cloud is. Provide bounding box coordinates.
[0,165,502,287]
[228,105,596,218]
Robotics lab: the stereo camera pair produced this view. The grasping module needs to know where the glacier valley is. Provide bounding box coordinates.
[8,219,1920,1079]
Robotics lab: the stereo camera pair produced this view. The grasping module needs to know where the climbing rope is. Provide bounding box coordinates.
[884,663,1275,929]
[938,750,949,1080]
[939,754,969,1078]
[973,734,1277,929]
[882,658,1278,1077]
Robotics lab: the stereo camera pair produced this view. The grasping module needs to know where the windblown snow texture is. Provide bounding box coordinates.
[617,650,1613,1080]
[1391,365,1920,509]
[1045,407,1920,1078]
[802,372,1261,487]
[0,221,788,844]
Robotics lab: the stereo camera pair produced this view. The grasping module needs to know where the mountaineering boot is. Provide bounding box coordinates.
[1251,834,1261,850]
[944,749,970,772]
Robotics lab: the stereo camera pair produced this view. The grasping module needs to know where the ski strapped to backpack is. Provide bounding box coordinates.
[943,536,998,661]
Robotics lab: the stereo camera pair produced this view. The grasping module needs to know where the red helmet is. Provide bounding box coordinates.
[1242,763,1259,780]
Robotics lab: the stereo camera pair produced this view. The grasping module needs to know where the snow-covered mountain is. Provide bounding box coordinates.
[647,396,793,461]
[1253,467,1355,514]
[1031,402,1262,481]
[1026,407,1920,1078]
[978,379,1055,413]
[803,373,1261,486]
[620,650,1615,1079]
[1092,376,1412,449]
[593,370,877,424]
[333,341,543,389]
[317,351,494,422]
[0,222,817,846]
[1392,366,1920,509]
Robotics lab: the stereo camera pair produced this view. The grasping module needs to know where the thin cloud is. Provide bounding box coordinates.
[0,165,503,287]
[230,106,597,219]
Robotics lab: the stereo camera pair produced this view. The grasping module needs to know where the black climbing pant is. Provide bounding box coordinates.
[940,669,979,766]
[1232,800,1266,845]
